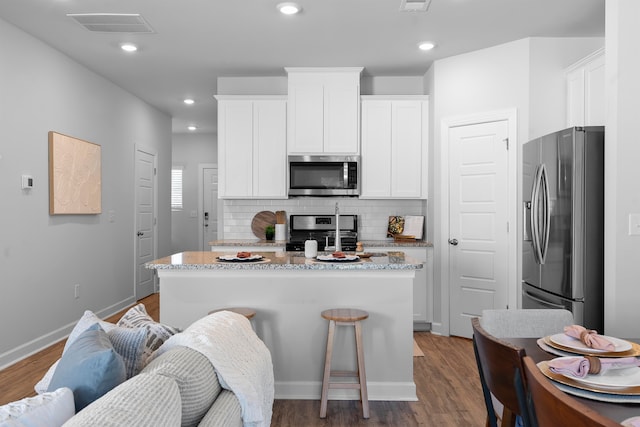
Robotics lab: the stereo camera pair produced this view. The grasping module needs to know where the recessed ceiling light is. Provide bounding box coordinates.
[418,41,435,51]
[183,98,195,105]
[277,2,302,15]
[188,125,197,131]
[120,43,138,52]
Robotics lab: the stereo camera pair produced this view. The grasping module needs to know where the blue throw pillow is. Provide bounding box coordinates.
[47,324,126,411]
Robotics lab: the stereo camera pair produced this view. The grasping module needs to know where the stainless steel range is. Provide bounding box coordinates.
[285,214,358,251]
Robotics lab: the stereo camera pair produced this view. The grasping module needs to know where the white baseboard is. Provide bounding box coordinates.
[0,296,136,370]
[274,381,417,401]
[430,321,445,336]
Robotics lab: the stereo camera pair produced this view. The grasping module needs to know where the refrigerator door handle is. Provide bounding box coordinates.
[531,165,544,264]
[539,164,551,264]
[523,289,566,309]
[523,201,532,241]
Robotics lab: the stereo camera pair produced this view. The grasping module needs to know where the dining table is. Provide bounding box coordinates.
[505,337,640,424]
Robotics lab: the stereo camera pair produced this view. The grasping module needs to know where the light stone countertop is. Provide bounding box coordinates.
[146,251,423,271]
[209,239,433,248]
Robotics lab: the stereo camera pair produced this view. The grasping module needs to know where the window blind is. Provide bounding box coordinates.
[171,166,183,210]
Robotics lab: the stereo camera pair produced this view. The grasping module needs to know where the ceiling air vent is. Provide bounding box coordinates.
[399,0,433,12]
[67,13,155,33]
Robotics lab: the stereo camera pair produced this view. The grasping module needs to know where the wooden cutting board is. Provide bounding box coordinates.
[251,210,276,239]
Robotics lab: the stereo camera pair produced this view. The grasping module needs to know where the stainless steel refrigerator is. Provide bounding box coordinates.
[522,126,604,331]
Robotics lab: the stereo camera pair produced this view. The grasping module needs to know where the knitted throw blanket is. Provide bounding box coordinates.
[152,311,274,427]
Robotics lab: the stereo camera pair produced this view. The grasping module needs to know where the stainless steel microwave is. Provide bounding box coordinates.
[288,155,359,196]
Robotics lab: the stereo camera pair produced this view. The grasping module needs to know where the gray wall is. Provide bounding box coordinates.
[0,18,172,368]
[604,0,640,336]
[171,133,217,252]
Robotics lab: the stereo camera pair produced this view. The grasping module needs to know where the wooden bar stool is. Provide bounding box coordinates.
[319,308,369,419]
[208,307,256,320]
[208,307,257,330]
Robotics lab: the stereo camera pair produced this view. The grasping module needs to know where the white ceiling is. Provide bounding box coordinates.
[0,0,605,135]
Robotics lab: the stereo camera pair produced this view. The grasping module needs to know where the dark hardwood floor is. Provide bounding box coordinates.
[0,294,486,426]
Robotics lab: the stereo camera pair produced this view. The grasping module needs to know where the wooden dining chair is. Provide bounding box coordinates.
[472,317,533,427]
[477,309,574,426]
[522,356,621,427]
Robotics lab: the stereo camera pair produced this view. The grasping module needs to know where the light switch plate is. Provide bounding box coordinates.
[21,175,33,189]
[629,214,640,235]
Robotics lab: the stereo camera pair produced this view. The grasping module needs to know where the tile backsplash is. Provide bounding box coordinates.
[222,198,428,241]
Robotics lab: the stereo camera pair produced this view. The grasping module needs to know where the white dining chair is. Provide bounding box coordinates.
[480,309,574,339]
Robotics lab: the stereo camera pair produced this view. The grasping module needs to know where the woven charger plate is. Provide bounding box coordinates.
[543,335,640,358]
[251,211,276,239]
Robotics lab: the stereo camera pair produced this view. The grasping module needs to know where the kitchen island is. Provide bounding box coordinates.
[147,251,422,401]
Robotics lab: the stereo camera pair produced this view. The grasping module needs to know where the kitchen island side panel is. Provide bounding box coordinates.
[157,269,416,401]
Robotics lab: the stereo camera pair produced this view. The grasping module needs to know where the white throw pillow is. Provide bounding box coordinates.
[34,360,59,395]
[64,311,116,353]
[35,311,117,394]
[0,387,75,427]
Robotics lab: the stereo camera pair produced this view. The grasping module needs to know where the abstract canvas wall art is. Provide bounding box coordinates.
[48,131,101,214]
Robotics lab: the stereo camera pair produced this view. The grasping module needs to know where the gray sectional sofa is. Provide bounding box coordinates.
[64,346,242,427]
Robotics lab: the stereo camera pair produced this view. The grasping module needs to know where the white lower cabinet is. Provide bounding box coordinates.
[216,96,287,199]
[367,246,433,330]
[360,97,429,199]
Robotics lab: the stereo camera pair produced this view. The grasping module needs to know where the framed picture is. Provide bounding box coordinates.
[48,131,102,215]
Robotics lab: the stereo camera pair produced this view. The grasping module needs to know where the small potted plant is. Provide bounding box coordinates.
[265,225,275,241]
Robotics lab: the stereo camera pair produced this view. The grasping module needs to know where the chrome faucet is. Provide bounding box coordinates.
[335,202,342,252]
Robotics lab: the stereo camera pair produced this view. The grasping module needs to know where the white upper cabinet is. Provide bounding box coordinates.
[216,96,287,199]
[361,100,392,197]
[286,67,362,155]
[566,48,605,127]
[360,96,429,199]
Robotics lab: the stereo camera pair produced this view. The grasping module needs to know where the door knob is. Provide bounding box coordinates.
[137,231,144,236]
[448,238,458,246]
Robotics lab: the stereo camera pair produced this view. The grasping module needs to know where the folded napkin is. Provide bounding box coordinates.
[564,325,616,351]
[548,356,640,378]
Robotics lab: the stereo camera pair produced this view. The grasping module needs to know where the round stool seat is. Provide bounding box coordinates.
[321,308,368,322]
[208,307,256,320]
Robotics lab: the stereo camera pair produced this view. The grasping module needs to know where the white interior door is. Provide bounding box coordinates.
[201,166,218,251]
[449,120,509,338]
[135,147,157,299]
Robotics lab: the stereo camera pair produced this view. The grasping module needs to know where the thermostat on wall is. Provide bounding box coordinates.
[21,175,33,189]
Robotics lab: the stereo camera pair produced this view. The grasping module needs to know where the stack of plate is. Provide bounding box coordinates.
[540,333,640,397]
